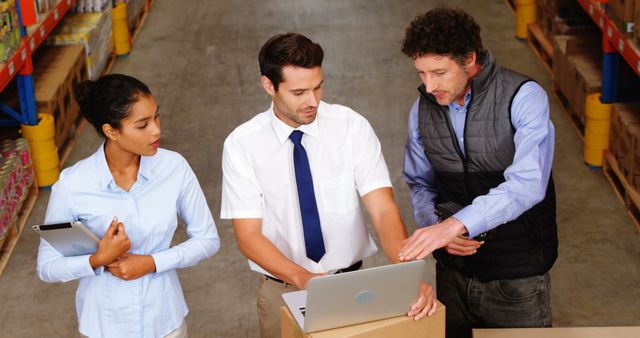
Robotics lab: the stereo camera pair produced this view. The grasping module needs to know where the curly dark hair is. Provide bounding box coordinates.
[401,6,484,64]
[259,33,324,91]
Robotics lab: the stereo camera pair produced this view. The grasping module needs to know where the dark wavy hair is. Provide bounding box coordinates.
[74,74,151,138]
[401,6,484,64]
[258,33,324,91]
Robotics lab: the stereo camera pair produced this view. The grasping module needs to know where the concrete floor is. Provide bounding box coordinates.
[1,0,639,337]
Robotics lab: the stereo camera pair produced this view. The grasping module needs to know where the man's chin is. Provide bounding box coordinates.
[436,98,452,106]
[297,114,317,125]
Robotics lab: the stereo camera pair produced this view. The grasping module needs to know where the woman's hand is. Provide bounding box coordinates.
[407,281,437,320]
[106,253,156,281]
[89,217,131,269]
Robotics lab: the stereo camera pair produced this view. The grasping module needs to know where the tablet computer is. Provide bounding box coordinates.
[32,221,100,257]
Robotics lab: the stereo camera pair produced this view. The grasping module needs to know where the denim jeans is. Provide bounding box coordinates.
[436,263,552,338]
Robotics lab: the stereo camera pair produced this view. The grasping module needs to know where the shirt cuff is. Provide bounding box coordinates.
[152,249,178,275]
[69,255,100,278]
[454,205,488,238]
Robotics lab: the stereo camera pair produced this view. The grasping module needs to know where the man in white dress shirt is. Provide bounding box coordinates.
[220,33,436,337]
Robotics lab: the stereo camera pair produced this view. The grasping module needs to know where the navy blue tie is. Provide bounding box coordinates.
[289,130,326,263]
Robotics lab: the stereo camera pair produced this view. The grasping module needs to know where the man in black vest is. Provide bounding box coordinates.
[397,7,558,338]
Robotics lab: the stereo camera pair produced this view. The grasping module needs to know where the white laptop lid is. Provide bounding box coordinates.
[282,260,426,333]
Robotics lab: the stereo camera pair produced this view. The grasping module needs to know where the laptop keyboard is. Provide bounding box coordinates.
[300,307,306,317]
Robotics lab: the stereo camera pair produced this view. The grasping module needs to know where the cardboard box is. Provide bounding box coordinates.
[280,301,445,338]
[32,46,87,149]
[636,0,640,44]
[613,103,640,189]
[569,53,602,123]
[537,0,598,40]
[609,0,636,33]
[610,104,639,158]
[552,36,576,105]
[610,104,640,185]
[473,326,640,338]
[552,35,600,116]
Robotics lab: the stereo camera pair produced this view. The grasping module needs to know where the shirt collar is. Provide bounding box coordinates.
[449,90,472,111]
[95,142,154,191]
[139,154,153,182]
[269,102,321,144]
[95,143,113,189]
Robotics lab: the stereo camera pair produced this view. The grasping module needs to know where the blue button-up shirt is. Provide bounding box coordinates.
[403,81,554,238]
[37,145,220,338]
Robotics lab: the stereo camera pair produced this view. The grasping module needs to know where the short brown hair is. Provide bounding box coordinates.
[258,33,324,91]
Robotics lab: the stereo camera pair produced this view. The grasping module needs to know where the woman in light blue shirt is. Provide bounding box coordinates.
[37,74,220,338]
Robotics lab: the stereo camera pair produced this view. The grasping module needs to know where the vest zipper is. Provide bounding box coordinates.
[462,94,473,196]
[441,99,471,194]
[442,106,466,162]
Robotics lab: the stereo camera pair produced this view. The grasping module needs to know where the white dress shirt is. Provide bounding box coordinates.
[37,145,220,338]
[221,101,392,275]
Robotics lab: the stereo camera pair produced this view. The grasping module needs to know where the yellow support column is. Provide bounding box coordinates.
[20,114,60,187]
[113,2,131,56]
[583,93,612,167]
[515,0,536,39]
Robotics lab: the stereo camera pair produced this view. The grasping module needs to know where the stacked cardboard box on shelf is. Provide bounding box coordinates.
[46,6,113,80]
[0,45,88,151]
[608,0,636,34]
[32,45,88,149]
[125,0,147,29]
[536,0,598,42]
[552,35,601,123]
[636,0,640,45]
[610,103,640,190]
[569,53,602,122]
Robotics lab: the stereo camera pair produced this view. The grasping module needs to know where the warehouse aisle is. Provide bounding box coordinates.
[0,1,639,337]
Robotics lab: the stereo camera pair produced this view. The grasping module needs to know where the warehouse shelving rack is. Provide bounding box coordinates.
[509,0,640,231]
[576,0,640,103]
[0,0,157,278]
[0,0,75,127]
[0,0,78,279]
[574,0,640,232]
[0,0,78,277]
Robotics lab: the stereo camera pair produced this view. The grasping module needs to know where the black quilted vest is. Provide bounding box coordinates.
[417,51,558,282]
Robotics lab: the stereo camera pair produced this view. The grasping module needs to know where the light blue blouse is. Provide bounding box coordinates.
[37,144,220,338]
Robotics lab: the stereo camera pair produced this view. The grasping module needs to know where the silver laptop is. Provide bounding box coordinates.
[282,260,426,332]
